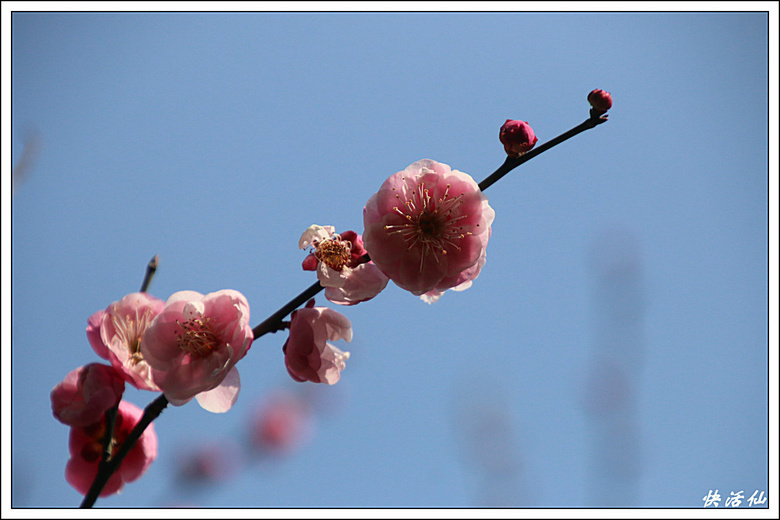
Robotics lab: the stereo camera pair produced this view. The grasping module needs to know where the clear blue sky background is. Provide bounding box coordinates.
[8,9,772,510]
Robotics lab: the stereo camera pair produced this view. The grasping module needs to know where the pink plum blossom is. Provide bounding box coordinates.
[51,363,125,428]
[87,292,165,391]
[65,400,158,497]
[140,289,253,412]
[362,159,495,297]
[300,225,389,305]
[283,300,352,385]
[499,120,538,157]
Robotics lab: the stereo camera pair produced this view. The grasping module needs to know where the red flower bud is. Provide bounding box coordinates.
[499,120,538,157]
[587,89,613,113]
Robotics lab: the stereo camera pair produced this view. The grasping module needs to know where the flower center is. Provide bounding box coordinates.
[176,316,220,359]
[384,178,471,272]
[313,235,352,271]
[111,306,157,365]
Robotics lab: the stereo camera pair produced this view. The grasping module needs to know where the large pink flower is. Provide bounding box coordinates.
[300,225,389,305]
[283,301,352,385]
[65,400,158,497]
[51,364,125,428]
[87,292,165,391]
[140,290,253,412]
[362,159,495,296]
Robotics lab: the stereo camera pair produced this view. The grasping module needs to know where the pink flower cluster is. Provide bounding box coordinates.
[51,91,613,506]
[52,287,253,498]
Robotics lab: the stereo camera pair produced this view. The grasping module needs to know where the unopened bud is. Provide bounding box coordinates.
[587,89,613,116]
[499,119,538,157]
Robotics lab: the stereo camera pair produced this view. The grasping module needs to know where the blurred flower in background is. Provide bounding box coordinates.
[249,389,314,457]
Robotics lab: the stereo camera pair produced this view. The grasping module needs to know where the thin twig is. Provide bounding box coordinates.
[252,281,324,340]
[478,114,608,192]
[139,255,159,293]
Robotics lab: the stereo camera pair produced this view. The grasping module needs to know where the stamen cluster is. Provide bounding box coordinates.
[176,317,220,359]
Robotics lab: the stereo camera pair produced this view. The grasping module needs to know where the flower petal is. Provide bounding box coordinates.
[195,366,241,413]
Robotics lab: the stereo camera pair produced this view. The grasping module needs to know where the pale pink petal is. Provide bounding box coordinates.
[86,310,109,359]
[324,262,389,305]
[165,290,205,305]
[299,225,336,249]
[195,366,241,413]
[318,344,350,385]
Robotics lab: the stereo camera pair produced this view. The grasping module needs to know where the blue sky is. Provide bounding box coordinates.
[6,7,777,512]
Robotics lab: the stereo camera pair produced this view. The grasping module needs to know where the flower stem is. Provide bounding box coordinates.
[478,113,608,192]
[80,395,168,508]
[99,404,119,464]
[139,255,159,293]
[252,281,323,340]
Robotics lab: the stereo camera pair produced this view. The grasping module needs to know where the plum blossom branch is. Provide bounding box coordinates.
[253,112,609,339]
[80,394,168,508]
[478,113,608,192]
[78,100,610,508]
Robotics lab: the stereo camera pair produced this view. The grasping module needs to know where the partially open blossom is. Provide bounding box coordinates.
[300,225,389,305]
[65,400,157,497]
[87,292,165,391]
[140,290,253,412]
[499,120,538,157]
[284,300,352,385]
[51,364,125,427]
[588,88,613,115]
[363,159,495,297]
